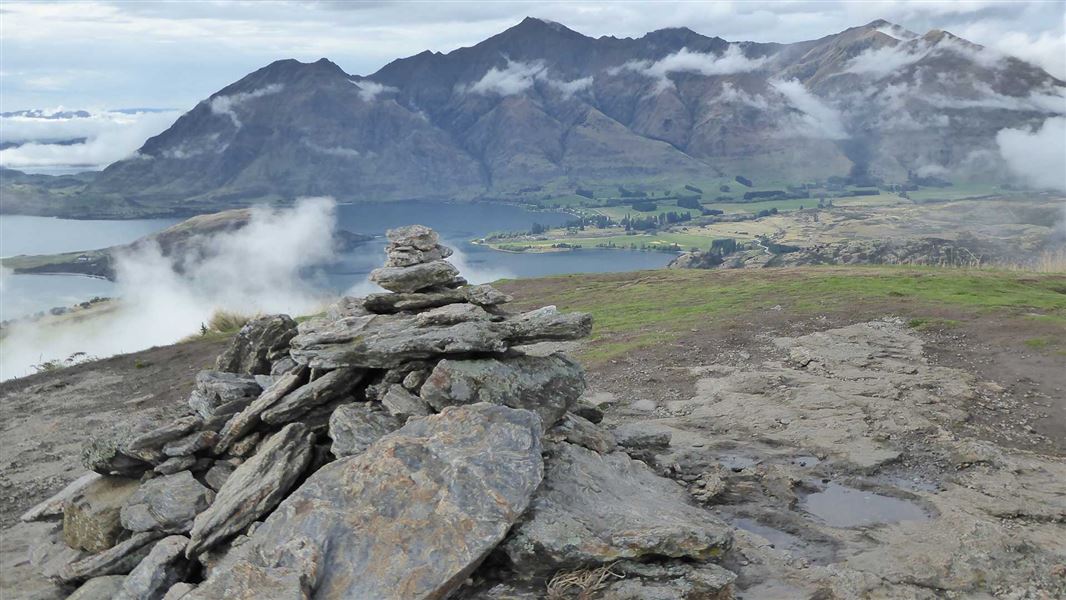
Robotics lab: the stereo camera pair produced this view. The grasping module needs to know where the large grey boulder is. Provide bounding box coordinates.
[204,404,544,600]
[57,531,164,584]
[67,575,126,600]
[115,535,192,600]
[370,260,460,293]
[187,371,261,424]
[215,314,298,375]
[186,423,315,556]
[502,443,733,574]
[386,223,439,250]
[259,367,365,425]
[502,306,593,343]
[328,403,402,458]
[120,471,214,534]
[62,476,141,553]
[213,367,308,453]
[420,355,586,430]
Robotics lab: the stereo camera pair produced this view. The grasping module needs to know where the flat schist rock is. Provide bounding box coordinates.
[259,367,365,425]
[290,306,590,370]
[120,471,214,534]
[58,531,165,584]
[115,535,192,600]
[186,423,315,557]
[420,354,586,431]
[187,371,262,423]
[361,284,511,314]
[215,314,298,375]
[214,366,308,453]
[21,472,102,523]
[67,575,126,600]
[370,259,460,293]
[209,403,544,600]
[502,443,733,575]
[328,403,402,457]
[386,224,439,250]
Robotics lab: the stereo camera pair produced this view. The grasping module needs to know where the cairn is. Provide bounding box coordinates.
[26,225,735,599]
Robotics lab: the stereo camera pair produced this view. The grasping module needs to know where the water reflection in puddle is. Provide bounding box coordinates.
[801,483,930,528]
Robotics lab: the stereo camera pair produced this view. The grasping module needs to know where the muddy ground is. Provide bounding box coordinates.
[1,295,1064,598]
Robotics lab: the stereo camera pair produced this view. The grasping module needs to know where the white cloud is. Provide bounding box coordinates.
[468,59,547,96]
[353,79,398,102]
[546,75,593,98]
[713,82,770,110]
[996,116,1066,191]
[954,22,1066,79]
[846,42,932,77]
[770,78,848,139]
[0,197,341,380]
[209,83,284,128]
[927,82,1066,114]
[304,140,361,158]
[620,45,767,91]
[465,59,592,98]
[0,109,179,169]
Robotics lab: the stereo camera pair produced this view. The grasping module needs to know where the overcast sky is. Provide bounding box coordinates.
[2,0,1064,111]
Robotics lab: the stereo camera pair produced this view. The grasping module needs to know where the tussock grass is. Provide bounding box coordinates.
[502,266,1066,362]
[546,563,623,600]
[207,309,254,333]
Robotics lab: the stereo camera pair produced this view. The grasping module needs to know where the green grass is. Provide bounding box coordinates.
[907,317,961,331]
[502,266,1066,362]
[1024,337,1052,349]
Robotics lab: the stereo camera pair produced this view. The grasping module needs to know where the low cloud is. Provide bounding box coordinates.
[353,79,398,102]
[469,60,547,96]
[0,197,341,380]
[209,83,284,128]
[0,109,179,169]
[465,59,593,98]
[620,45,767,92]
[996,116,1066,192]
[846,42,932,77]
[713,82,770,110]
[770,79,848,139]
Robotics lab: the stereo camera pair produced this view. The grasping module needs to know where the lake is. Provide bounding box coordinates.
[1,201,675,320]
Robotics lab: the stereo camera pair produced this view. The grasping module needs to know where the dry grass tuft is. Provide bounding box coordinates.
[207,309,255,333]
[546,563,623,600]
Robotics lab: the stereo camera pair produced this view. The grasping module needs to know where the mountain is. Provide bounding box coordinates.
[6,18,1064,217]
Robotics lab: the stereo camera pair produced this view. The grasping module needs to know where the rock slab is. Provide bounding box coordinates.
[204,403,544,599]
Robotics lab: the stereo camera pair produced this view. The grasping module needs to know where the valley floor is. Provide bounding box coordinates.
[2,266,1064,598]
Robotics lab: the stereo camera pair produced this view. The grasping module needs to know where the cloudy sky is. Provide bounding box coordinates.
[3,0,1064,111]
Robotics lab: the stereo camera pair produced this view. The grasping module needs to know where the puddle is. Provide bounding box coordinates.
[800,483,931,528]
[732,517,837,565]
[718,454,758,472]
[790,455,820,468]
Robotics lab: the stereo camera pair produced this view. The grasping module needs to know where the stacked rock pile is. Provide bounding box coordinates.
[25,225,735,600]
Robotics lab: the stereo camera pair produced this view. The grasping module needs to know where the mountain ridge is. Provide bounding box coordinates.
[3,17,1063,217]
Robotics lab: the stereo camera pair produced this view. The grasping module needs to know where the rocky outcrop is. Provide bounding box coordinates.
[215,315,298,375]
[32,226,734,599]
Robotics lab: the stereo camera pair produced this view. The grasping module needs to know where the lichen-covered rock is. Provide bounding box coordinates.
[502,306,593,343]
[58,531,164,584]
[370,260,460,293]
[420,355,586,430]
[328,403,402,458]
[115,535,192,600]
[202,404,544,600]
[599,560,737,600]
[502,443,732,574]
[154,456,197,475]
[259,367,365,425]
[386,224,439,250]
[186,423,314,556]
[187,371,262,424]
[63,476,141,553]
[215,314,298,375]
[67,575,127,600]
[184,537,321,600]
[82,429,153,477]
[120,471,214,534]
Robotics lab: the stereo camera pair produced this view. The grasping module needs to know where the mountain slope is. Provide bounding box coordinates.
[7,17,1064,217]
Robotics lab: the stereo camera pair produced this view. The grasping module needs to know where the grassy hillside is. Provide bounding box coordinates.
[498,266,1066,362]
